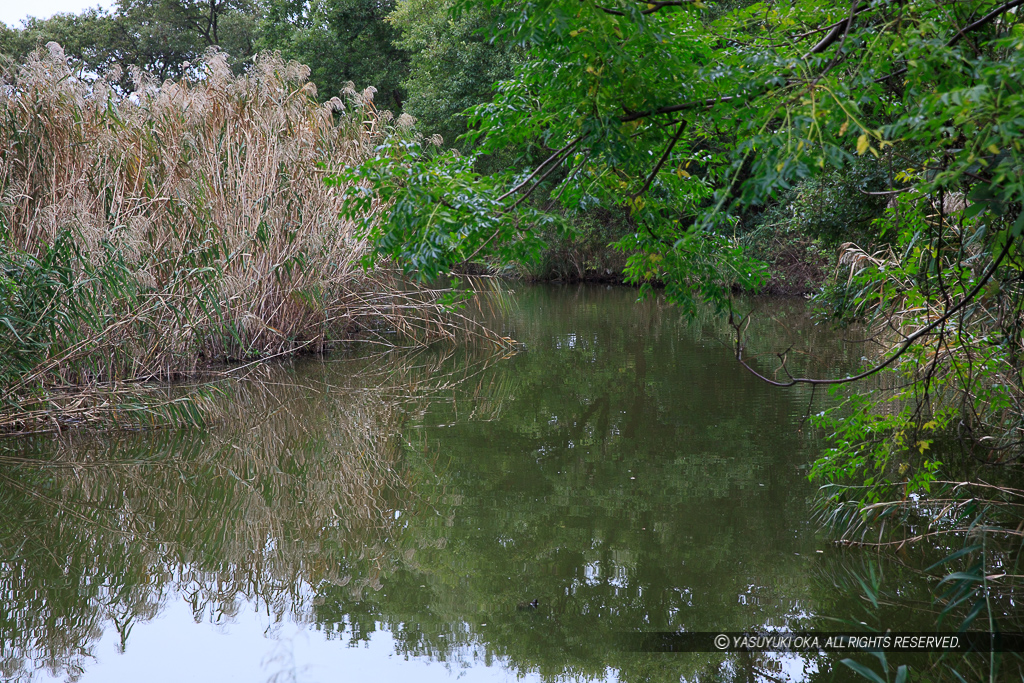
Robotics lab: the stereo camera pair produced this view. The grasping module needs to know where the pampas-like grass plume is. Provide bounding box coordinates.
[0,45,470,433]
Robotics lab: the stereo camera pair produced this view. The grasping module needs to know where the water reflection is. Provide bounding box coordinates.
[0,285,996,683]
[0,349,449,681]
[312,287,861,683]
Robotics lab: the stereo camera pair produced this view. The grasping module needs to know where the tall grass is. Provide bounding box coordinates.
[0,43,465,433]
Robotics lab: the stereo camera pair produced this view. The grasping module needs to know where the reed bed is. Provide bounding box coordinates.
[0,43,474,433]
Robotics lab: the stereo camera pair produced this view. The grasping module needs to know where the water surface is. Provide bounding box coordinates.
[0,285,939,683]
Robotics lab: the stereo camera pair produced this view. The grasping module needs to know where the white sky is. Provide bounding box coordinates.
[2,0,117,28]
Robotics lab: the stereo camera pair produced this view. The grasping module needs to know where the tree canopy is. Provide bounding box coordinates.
[257,0,410,110]
[345,0,1024,289]
[0,0,258,83]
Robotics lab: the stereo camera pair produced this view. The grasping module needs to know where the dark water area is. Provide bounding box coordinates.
[0,285,982,682]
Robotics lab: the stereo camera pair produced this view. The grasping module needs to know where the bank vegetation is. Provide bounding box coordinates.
[0,44,474,435]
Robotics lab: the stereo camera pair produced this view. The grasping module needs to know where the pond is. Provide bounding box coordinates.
[0,285,963,683]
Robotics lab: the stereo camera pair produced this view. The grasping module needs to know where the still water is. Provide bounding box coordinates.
[0,285,943,682]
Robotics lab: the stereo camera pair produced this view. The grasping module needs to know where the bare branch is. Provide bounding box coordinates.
[877,0,1024,83]
[593,0,695,17]
[631,120,687,199]
[733,236,1016,387]
[856,187,910,196]
[503,145,579,212]
[620,94,737,122]
[495,138,580,203]
[802,2,871,59]
[949,0,1024,46]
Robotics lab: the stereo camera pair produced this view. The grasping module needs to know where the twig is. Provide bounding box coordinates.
[732,236,1015,387]
[631,120,687,199]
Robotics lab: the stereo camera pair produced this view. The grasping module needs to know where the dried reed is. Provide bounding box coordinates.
[0,43,481,433]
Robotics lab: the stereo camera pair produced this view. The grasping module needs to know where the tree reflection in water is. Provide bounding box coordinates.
[0,285,1019,683]
[0,344,480,681]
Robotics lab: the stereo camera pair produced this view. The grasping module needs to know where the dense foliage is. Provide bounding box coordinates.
[339,0,1024,493]
[0,0,258,83]
[389,0,520,148]
[257,0,410,111]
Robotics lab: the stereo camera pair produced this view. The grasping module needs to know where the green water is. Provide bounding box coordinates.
[0,285,952,682]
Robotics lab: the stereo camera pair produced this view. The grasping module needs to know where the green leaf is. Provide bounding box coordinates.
[962,202,986,220]
[926,545,982,572]
[841,659,888,683]
[959,596,988,631]
[1013,211,1024,237]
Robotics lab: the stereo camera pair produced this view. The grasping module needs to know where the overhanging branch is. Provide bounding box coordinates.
[620,94,737,122]
[949,0,1024,45]
[593,0,698,17]
[877,0,1024,83]
[733,236,1016,387]
[495,137,580,203]
[801,2,871,59]
[632,119,687,199]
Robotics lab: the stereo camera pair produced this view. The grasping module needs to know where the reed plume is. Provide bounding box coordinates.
[0,44,466,432]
